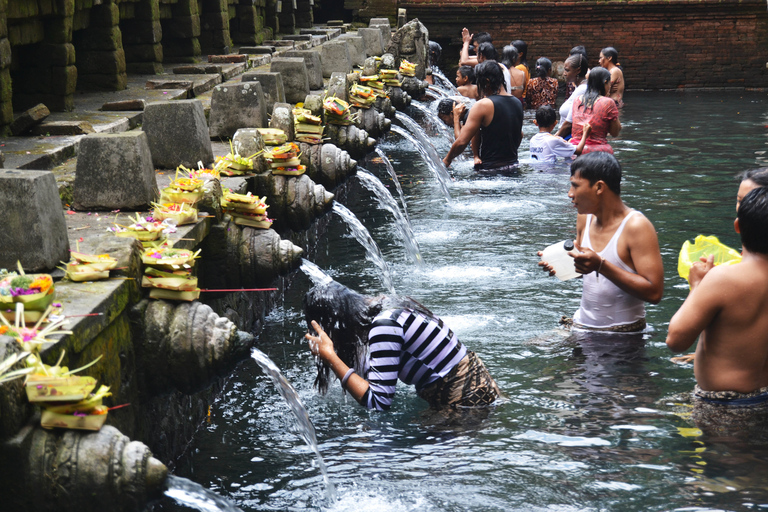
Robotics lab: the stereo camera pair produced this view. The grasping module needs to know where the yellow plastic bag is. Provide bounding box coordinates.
[678,235,742,281]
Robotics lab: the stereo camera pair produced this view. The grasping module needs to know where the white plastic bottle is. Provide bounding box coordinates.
[541,240,580,281]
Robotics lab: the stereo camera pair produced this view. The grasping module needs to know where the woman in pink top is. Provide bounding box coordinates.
[570,67,621,154]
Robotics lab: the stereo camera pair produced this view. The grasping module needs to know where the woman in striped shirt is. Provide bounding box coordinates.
[304,282,500,410]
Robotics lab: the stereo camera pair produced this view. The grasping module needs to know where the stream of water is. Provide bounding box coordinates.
[165,90,768,511]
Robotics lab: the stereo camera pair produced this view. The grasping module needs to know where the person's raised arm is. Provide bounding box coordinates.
[571,214,664,303]
[574,123,591,155]
[666,267,724,353]
[459,28,478,67]
[306,320,369,403]
[444,98,490,167]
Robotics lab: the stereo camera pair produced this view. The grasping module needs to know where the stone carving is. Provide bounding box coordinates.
[388,86,412,110]
[299,142,357,189]
[385,19,429,80]
[250,173,334,232]
[323,123,376,159]
[351,106,391,138]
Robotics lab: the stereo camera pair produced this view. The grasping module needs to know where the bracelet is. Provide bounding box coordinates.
[596,257,605,278]
[341,368,355,389]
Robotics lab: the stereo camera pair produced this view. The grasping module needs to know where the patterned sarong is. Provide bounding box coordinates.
[693,384,768,439]
[417,351,501,408]
[570,317,646,333]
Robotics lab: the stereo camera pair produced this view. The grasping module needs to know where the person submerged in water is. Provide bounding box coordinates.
[304,282,501,411]
[539,152,664,332]
[667,187,768,438]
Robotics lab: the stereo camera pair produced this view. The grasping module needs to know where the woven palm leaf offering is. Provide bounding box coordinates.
[159,165,205,205]
[380,68,401,87]
[323,96,356,125]
[214,140,261,177]
[265,142,305,176]
[0,263,55,323]
[62,249,118,282]
[360,75,387,97]
[152,201,198,226]
[398,59,416,77]
[221,191,273,229]
[111,212,168,243]
[349,84,376,108]
[293,108,325,144]
[142,246,201,301]
[256,127,288,145]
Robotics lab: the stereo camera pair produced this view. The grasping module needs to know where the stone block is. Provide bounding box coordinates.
[369,18,392,47]
[77,49,127,75]
[51,65,79,95]
[124,43,163,63]
[358,28,383,57]
[320,41,351,78]
[0,169,69,272]
[10,103,50,135]
[208,82,268,140]
[101,99,146,111]
[269,57,308,104]
[30,120,95,135]
[36,43,75,67]
[208,54,246,63]
[73,131,158,211]
[327,72,348,102]
[143,100,214,169]
[241,71,285,115]
[239,46,275,54]
[121,20,163,45]
[269,102,294,141]
[127,62,164,75]
[284,50,323,89]
[338,34,366,67]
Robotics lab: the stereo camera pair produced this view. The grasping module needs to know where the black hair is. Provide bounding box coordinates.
[565,53,588,80]
[477,42,498,62]
[458,65,475,84]
[304,282,431,394]
[429,41,442,68]
[511,40,528,67]
[535,105,557,127]
[739,168,768,187]
[570,152,622,195]
[475,60,504,98]
[473,32,493,45]
[501,45,519,69]
[534,57,552,79]
[601,47,619,65]
[738,187,768,254]
[579,66,610,111]
[437,98,456,116]
[570,45,588,60]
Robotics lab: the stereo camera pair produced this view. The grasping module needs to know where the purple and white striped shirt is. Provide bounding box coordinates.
[361,309,467,410]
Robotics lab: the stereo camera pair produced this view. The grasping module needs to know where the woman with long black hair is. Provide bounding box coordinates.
[569,66,621,154]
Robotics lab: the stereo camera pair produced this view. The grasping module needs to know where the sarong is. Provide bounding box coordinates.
[571,317,646,333]
[474,163,519,176]
[417,351,501,408]
[692,384,768,439]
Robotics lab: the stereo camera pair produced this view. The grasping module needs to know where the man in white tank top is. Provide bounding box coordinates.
[539,152,664,332]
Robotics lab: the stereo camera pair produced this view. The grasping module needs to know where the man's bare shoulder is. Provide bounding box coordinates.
[623,211,659,240]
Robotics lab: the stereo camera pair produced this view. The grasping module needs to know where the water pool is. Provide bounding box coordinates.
[162,91,768,512]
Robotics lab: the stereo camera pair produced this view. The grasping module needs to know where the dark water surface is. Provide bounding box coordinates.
[166,91,768,511]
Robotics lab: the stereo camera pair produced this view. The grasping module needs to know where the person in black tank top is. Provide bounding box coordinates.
[443,60,523,173]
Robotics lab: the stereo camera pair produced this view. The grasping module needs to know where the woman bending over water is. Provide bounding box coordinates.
[570,66,621,154]
[304,282,501,410]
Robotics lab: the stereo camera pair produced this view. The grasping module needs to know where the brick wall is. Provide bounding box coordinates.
[400,0,768,90]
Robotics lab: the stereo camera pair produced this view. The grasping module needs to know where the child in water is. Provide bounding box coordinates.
[529,106,590,163]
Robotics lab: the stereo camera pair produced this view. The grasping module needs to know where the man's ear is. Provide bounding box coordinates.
[734,217,741,234]
[533,120,539,127]
[594,180,605,194]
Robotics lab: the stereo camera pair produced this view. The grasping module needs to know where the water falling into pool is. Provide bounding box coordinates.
[389,124,452,202]
[408,101,455,142]
[299,258,334,286]
[374,146,410,221]
[163,475,243,512]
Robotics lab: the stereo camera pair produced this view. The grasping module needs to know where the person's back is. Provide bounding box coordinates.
[479,95,523,169]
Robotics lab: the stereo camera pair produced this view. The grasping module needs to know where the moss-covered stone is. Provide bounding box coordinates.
[8,19,45,46]
[89,1,119,26]
[43,15,73,44]
[0,67,11,102]
[51,64,77,95]
[7,0,39,19]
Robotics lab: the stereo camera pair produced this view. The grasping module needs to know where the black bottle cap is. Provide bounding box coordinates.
[563,240,575,251]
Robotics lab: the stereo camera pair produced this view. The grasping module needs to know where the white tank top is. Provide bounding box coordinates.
[572,211,646,329]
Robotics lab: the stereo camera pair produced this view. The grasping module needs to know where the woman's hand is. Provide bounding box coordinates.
[305,320,336,362]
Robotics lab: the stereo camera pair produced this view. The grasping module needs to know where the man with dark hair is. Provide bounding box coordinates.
[455,65,478,99]
[459,28,493,67]
[539,152,664,331]
[667,186,768,437]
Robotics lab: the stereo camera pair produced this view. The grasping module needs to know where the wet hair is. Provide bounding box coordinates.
[570,45,588,60]
[501,45,519,69]
[570,152,622,195]
[303,282,431,394]
[477,42,498,62]
[737,187,768,254]
[475,60,504,98]
[739,168,768,187]
[535,105,557,127]
[429,40,442,67]
[473,32,493,46]
[534,57,552,79]
[457,65,475,84]
[437,98,456,116]
[565,53,588,80]
[579,66,610,111]
[601,47,619,65]
[511,40,528,67]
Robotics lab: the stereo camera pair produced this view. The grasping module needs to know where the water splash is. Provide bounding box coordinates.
[409,101,454,142]
[427,84,449,98]
[431,67,459,95]
[164,475,243,512]
[300,259,334,286]
[251,348,337,503]
[374,147,410,220]
[357,168,421,264]
[390,124,452,202]
[332,203,396,293]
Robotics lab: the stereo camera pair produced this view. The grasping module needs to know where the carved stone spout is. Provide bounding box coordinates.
[388,86,412,110]
[375,96,396,118]
[3,425,167,512]
[250,173,334,232]
[324,123,376,159]
[299,142,357,189]
[400,76,428,101]
[351,106,391,138]
[136,299,253,394]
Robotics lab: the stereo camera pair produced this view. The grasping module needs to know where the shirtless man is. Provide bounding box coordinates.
[539,152,664,331]
[667,187,768,436]
[459,28,492,68]
[455,66,479,100]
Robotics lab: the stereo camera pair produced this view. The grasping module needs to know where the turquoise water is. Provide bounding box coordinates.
[162,91,768,511]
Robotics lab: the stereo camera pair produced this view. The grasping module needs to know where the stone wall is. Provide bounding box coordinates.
[403,0,768,90]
